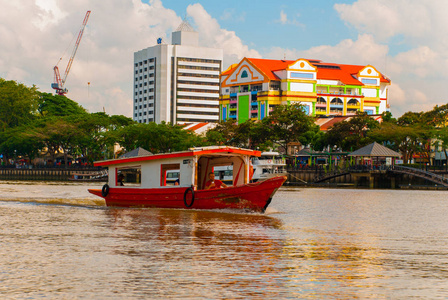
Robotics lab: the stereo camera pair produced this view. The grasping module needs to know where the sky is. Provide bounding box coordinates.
[1,0,447,118]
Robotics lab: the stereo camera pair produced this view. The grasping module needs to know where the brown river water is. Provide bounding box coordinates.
[0,181,447,299]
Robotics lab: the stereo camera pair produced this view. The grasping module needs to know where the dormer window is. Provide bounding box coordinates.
[290,72,314,79]
[362,78,377,85]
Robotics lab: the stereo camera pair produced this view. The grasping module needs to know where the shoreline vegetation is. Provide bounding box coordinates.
[1,78,448,179]
[1,165,447,190]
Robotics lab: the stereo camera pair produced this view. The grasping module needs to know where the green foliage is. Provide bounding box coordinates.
[0,78,39,131]
[325,111,379,151]
[261,103,319,151]
[112,122,205,154]
[37,92,87,117]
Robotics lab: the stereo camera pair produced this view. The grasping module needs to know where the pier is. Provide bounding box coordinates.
[287,165,448,189]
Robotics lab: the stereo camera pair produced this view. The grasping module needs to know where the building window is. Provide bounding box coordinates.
[241,70,248,78]
[362,78,377,85]
[330,98,343,105]
[251,84,262,92]
[317,97,326,105]
[290,72,314,79]
[270,81,280,90]
[347,99,359,106]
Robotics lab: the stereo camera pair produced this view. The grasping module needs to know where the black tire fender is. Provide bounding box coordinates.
[183,187,195,208]
[101,184,110,197]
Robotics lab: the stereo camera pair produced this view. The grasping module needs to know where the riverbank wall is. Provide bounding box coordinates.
[0,168,106,181]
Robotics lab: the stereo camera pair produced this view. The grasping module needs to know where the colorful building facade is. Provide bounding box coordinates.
[219,58,391,122]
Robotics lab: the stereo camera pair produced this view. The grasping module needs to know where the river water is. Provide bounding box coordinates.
[0,181,447,299]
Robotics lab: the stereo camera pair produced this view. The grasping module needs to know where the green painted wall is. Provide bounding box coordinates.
[238,95,250,123]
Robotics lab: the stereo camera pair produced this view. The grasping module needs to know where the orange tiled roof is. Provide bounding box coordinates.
[246,58,294,81]
[240,58,391,85]
[317,116,352,131]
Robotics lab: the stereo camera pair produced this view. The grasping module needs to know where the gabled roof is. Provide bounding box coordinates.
[183,122,217,135]
[246,58,293,81]
[315,63,364,85]
[120,147,153,158]
[317,116,352,131]
[227,58,391,85]
[348,142,401,157]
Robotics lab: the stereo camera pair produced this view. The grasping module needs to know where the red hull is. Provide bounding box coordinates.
[89,176,286,213]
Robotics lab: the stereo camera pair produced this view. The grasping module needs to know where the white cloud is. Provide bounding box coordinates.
[0,0,260,117]
[334,0,435,43]
[220,8,245,22]
[279,10,288,25]
[275,9,304,28]
[332,0,448,116]
[265,34,389,67]
[186,3,261,68]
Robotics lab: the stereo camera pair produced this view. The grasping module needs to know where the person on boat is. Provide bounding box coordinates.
[205,172,227,190]
[118,174,124,186]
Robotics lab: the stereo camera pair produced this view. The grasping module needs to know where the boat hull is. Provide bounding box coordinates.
[89,176,287,213]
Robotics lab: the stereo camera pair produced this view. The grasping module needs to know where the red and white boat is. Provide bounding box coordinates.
[88,146,286,212]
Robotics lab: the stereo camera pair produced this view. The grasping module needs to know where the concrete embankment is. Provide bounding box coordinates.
[0,168,106,181]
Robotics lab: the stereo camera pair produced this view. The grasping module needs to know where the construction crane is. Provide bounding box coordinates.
[52,10,91,96]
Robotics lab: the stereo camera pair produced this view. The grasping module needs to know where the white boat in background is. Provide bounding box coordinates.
[251,151,287,182]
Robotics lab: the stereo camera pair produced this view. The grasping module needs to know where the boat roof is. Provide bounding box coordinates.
[94,146,261,167]
[260,151,281,156]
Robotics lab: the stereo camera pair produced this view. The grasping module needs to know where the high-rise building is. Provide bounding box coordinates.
[133,20,223,124]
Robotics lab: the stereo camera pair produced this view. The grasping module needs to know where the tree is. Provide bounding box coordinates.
[37,92,87,117]
[0,79,39,164]
[325,111,379,151]
[113,122,204,154]
[0,79,39,130]
[0,126,43,163]
[261,103,318,152]
[205,120,238,146]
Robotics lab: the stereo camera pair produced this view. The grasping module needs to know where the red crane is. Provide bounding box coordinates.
[52,10,91,96]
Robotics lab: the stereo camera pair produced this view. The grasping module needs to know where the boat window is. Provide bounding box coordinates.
[213,165,233,186]
[165,170,180,186]
[161,163,180,186]
[116,166,141,187]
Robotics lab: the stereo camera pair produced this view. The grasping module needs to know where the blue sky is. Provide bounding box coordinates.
[153,0,360,56]
[0,0,447,118]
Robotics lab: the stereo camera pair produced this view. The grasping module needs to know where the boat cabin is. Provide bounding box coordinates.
[94,146,261,190]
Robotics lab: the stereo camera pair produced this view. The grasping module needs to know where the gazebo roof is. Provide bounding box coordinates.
[119,147,153,158]
[348,142,401,157]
